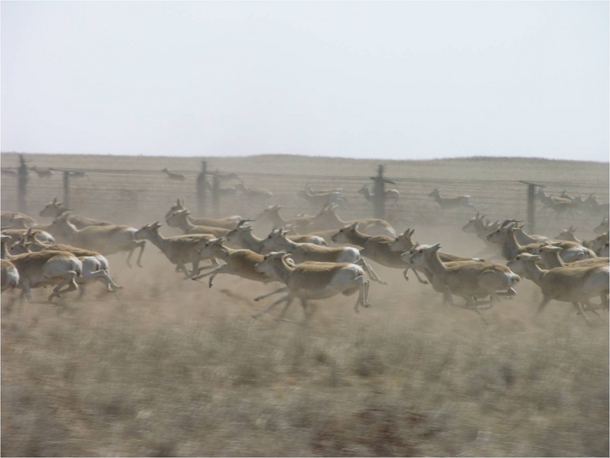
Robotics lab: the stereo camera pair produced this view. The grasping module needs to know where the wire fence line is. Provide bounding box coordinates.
[2,164,608,236]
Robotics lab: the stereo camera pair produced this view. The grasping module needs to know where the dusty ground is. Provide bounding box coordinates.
[1,153,609,456]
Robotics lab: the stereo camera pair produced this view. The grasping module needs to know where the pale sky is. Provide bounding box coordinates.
[1,1,608,161]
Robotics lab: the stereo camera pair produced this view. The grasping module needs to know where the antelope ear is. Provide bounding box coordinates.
[53,197,58,204]
[184,210,191,216]
[281,229,289,236]
[429,243,441,252]
[348,222,358,231]
[176,198,181,205]
[153,221,162,229]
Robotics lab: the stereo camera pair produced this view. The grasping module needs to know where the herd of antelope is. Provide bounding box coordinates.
[1,182,608,325]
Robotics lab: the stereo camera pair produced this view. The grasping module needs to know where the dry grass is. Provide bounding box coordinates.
[1,153,609,456]
[2,250,608,456]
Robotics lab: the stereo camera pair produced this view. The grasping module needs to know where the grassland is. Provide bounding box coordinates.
[1,153,609,456]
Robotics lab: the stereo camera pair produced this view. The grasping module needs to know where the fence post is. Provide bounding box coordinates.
[212,171,220,217]
[369,165,395,220]
[63,171,71,208]
[17,155,29,214]
[519,181,544,234]
[197,161,207,217]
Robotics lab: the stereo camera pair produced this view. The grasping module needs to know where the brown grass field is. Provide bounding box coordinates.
[1,153,609,456]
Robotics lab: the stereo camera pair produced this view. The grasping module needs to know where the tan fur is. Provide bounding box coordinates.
[165,199,242,229]
[48,213,146,267]
[332,224,404,268]
[1,211,37,229]
[307,204,396,238]
[1,259,19,291]
[428,188,475,210]
[2,237,83,301]
[165,210,231,237]
[39,199,113,228]
[197,240,268,283]
[507,253,609,306]
[1,228,55,245]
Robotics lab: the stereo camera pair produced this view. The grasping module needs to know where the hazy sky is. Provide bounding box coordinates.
[2,1,608,161]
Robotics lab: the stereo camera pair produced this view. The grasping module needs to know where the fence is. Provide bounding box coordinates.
[2,158,608,237]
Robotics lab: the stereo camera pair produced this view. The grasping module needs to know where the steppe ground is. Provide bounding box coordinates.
[1,153,609,457]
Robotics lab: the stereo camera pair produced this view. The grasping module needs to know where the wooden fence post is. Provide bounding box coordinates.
[63,171,71,208]
[369,165,395,220]
[17,155,29,214]
[197,161,207,217]
[212,171,220,217]
[519,181,545,234]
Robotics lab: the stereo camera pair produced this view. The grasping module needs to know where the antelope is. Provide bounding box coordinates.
[533,245,608,270]
[306,204,396,238]
[134,222,216,277]
[1,169,18,177]
[1,235,83,302]
[554,226,607,253]
[1,258,19,292]
[390,228,482,263]
[257,205,316,233]
[331,223,405,268]
[261,228,386,284]
[193,238,287,301]
[252,251,372,320]
[29,166,53,178]
[1,212,37,229]
[235,182,274,201]
[165,199,243,230]
[205,180,238,198]
[1,228,55,246]
[535,189,574,213]
[48,213,146,268]
[462,213,501,250]
[162,168,186,181]
[390,228,487,286]
[403,244,520,322]
[39,198,114,229]
[299,184,346,208]
[224,224,326,253]
[358,184,399,203]
[428,188,477,211]
[9,230,123,298]
[486,223,594,264]
[507,253,608,325]
[330,223,434,284]
[584,194,608,214]
[165,210,232,238]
